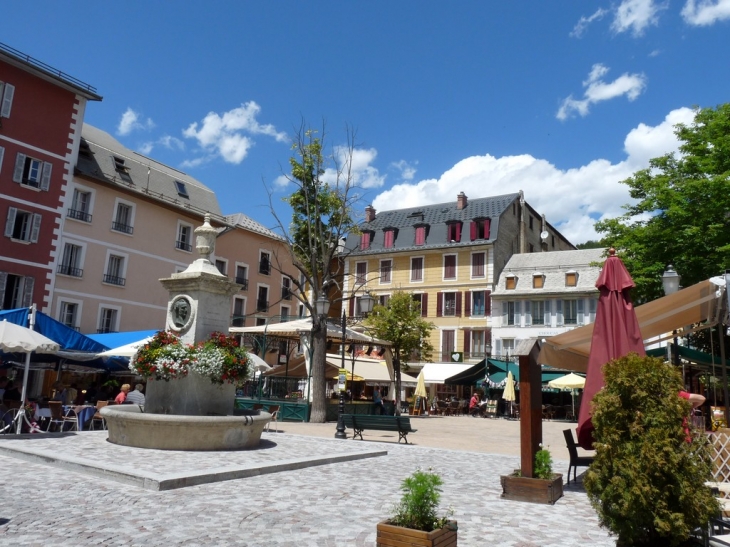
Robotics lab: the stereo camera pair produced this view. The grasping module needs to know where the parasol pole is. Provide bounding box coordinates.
[17,304,36,434]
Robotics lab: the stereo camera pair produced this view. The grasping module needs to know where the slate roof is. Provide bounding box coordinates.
[224,213,283,240]
[76,124,222,218]
[344,193,519,255]
[492,248,606,297]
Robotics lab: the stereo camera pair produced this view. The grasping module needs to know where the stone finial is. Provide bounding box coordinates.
[195,213,217,262]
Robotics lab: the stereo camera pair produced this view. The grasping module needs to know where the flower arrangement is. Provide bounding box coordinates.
[389,468,455,532]
[533,444,554,480]
[130,331,249,385]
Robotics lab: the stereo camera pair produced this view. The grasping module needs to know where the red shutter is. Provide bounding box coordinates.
[484,219,491,240]
[463,330,470,354]
[465,292,471,317]
[349,297,355,316]
[415,226,425,245]
[485,290,491,316]
[436,292,443,317]
[384,230,394,248]
[470,221,477,241]
[360,232,371,250]
[455,291,462,317]
[455,222,462,242]
[421,293,428,317]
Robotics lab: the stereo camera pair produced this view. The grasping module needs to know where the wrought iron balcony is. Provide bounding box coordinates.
[235,277,249,290]
[256,300,269,312]
[281,287,292,300]
[111,221,134,234]
[259,260,271,275]
[231,315,246,327]
[102,274,126,286]
[176,240,192,252]
[57,264,83,277]
[67,208,92,223]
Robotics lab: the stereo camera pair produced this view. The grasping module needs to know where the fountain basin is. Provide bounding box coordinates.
[101,405,272,451]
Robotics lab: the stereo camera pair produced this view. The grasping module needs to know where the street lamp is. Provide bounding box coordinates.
[662,265,682,370]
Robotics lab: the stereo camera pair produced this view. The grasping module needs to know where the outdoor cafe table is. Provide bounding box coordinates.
[62,405,96,431]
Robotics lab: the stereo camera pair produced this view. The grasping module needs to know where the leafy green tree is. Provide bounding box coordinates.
[595,104,730,303]
[584,353,718,546]
[364,291,434,413]
[268,122,361,423]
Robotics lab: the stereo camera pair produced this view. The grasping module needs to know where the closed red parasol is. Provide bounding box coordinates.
[576,248,645,449]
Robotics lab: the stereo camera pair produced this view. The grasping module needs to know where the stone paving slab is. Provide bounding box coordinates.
[0,431,387,490]
[0,427,616,546]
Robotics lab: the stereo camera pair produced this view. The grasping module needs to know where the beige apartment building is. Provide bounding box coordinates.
[341,191,574,395]
[51,124,295,335]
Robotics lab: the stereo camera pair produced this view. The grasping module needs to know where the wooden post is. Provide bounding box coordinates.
[519,342,543,478]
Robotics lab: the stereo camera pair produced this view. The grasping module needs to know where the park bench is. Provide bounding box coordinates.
[341,414,417,444]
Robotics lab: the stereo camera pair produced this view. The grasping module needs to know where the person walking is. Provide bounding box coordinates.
[373,387,384,415]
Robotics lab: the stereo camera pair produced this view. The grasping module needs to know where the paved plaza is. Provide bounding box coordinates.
[0,416,614,546]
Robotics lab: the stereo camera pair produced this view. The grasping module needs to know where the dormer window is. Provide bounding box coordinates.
[470,218,490,240]
[79,141,93,159]
[565,270,578,287]
[532,272,545,289]
[505,274,517,290]
[112,156,132,183]
[174,180,189,198]
[360,231,373,250]
[384,228,397,249]
[414,225,428,246]
[446,221,462,243]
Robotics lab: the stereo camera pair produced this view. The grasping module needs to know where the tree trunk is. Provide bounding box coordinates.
[394,357,402,416]
[308,324,328,423]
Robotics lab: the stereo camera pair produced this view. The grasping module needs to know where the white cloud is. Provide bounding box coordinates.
[571,9,608,38]
[557,64,647,120]
[272,175,290,189]
[117,108,155,136]
[682,0,730,25]
[612,0,664,35]
[391,160,418,181]
[183,102,287,165]
[137,135,185,156]
[329,146,385,189]
[370,107,695,244]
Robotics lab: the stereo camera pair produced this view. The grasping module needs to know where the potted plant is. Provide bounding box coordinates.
[500,445,564,504]
[377,468,457,547]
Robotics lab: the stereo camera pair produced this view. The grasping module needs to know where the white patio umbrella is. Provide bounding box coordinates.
[0,317,60,433]
[97,336,154,357]
[547,372,586,419]
[247,353,272,381]
[503,371,516,418]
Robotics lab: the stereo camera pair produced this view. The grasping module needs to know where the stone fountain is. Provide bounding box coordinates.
[101,215,271,450]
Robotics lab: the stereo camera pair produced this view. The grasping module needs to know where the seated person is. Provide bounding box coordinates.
[469,391,482,416]
[114,384,131,404]
[51,381,68,404]
[126,384,146,406]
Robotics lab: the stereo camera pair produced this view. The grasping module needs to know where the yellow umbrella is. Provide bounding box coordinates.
[415,370,428,398]
[331,371,364,382]
[503,371,516,418]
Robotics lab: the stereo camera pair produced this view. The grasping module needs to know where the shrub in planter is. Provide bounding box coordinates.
[584,353,719,546]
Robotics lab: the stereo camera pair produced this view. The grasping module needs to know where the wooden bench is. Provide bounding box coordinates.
[341,414,417,444]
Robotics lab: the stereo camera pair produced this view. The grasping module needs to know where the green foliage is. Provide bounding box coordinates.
[595,104,730,304]
[534,446,554,480]
[390,469,451,532]
[364,291,434,411]
[584,353,719,546]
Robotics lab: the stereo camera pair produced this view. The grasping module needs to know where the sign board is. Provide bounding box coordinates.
[450,352,463,363]
[338,368,347,392]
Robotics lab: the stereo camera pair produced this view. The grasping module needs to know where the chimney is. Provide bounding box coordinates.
[456,192,468,210]
[365,205,376,222]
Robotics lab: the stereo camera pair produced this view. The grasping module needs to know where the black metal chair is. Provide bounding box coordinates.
[563,429,595,484]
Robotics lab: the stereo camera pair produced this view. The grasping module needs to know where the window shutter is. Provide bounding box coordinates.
[524,301,532,326]
[470,221,477,241]
[13,153,25,183]
[455,222,462,242]
[5,207,16,237]
[1,83,14,118]
[21,276,34,307]
[495,338,502,357]
[577,299,585,325]
[544,300,551,326]
[0,272,6,308]
[502,301,508,326]
[455,291,462,317]
[485,290,491,316]
[30,214,42,243]
[40,162,52,191]
[484,218,491,239]
[463,330,470,353]
[349,296,355,316]
[465,292,471,317]
[589,298,597,323]
[556,299,564,327]
[421,293,428,317]
[515,301,522,326]
[436,292,443,317]
[0,146,5,174]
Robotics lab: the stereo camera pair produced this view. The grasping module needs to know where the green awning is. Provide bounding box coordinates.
[646,345,730,368]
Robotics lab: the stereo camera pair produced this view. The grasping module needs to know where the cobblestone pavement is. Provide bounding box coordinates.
[0,419,614,546]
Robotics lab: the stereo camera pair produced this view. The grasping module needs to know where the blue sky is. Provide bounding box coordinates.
[5,1,730,243]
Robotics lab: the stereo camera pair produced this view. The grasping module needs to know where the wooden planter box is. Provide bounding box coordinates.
[500,473,563,505]
[376,520,457,547]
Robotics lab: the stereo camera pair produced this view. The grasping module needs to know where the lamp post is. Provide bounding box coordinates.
[484,341,492,399]
[662,265,682,372]
[335,291,375,439]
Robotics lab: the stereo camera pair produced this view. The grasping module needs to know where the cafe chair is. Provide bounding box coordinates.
[563,429,595,484]
[47,401,76,432]
[77,406,96,431]
[91,401,108,430]
[264,405,280,433]
[252,403,264,412]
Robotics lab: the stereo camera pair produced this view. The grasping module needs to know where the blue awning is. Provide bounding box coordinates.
[87,330,158,348]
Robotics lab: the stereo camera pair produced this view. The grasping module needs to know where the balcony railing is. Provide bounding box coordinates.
[57,264,83,277]
[111,221,134,234]
[96,328,118,334]
[231,315,246,327]
[176,240,192,252]
[259,261,271,275]
[102,274,126,286]
[281,287,292,300]
[235,277,249,290]
[67,208,92,223]
[256,300,269,312]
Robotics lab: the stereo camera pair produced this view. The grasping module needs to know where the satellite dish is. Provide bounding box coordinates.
[540,231,548,240]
